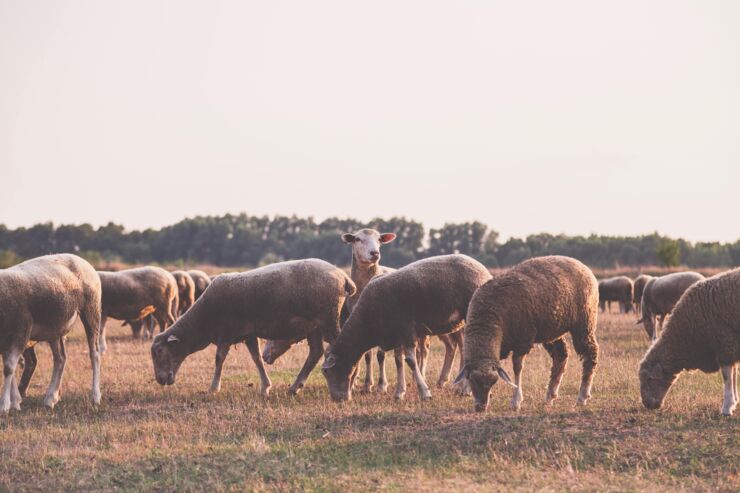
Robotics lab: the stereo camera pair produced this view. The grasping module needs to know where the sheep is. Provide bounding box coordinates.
[0,254,102,412]
[98,267,179,352]
[454,256,599,412]
[639,271,705,340]
[187,270,211,300]
[150,259,356,396]
[321,254,492,402]
[633,274,653,315]
[171,270,196,315]
[598,276,634,313]
[639,268,740,416]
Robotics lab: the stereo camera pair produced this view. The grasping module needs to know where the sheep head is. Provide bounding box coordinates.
[321,351,355,402]
[151,333,186,386]
[262,338,297,365]
[639,359,678,410]
[455,360,515,412]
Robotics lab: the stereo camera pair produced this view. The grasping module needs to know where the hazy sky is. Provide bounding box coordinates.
[1,1,738,242]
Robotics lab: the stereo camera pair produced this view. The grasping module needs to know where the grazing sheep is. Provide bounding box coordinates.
[639,268,740,415]
[187,270,211,300]
[98,267,179,352]
[598,276,634,313]
[321,254,491,402]
[151,259,355,396]
[454,256,599,412]
[633,274,653,315]
[0,254,102,411]
[639,271,705,340]
[171,270,196,315]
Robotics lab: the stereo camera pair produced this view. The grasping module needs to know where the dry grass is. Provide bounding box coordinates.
[1,312,738,492]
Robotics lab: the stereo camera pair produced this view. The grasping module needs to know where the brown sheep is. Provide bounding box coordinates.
[321,254,492,402]
[151,259,355,396]
[171,270,196,315]
[187,270,211,300]
[98,267,179,352]
[455,256,599,412]
[633,274,653,315]
[639,268,740,415]
[598,276,634,313]
[1,254,102,412]
[639,271,705,340]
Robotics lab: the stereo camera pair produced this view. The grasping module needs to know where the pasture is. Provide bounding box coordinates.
[1,312,737,492]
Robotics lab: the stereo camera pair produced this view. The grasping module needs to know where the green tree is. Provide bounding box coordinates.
[656,239,681,267]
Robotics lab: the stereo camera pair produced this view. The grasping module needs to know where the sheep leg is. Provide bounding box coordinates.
[543,338,568,404]
[362,351,374,393]
[416,335,430,379]
[210,343,230,393]
[18,346,37,398]
[571,327,598,405]
[377,350,388,393]
[437,334,456,387]
[721,365,737,416]
[404,346,432,401]
[245,336,271,397]
[393,348,406,400]
[10,373,21,411]
[288,331,323,395]
[733,365,739,404]
[2,347,22,413]
[80,305,102,405]
[44,338,67,409]
[510,353,525,411]
[99,315,108,353]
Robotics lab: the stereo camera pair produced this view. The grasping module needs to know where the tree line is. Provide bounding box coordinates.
[1,213,738,270]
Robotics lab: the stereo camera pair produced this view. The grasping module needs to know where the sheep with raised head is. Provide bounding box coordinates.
[0,254,102,412]
[598,276,634,313]
[187,270,211,300]
[639,271,705,340]
[639,268,740,415]
[98,266,179,352]
[321,254,491,402]
[455,256,599,412]
[171,270,196,315]
[633,274,653,315]
[150,259,355,396]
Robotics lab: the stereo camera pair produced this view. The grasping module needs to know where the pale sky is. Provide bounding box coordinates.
[1,1,738,242]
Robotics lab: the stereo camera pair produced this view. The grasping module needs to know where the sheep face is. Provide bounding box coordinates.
[262,339,296,364]
[467,367,499,412]
[342,229,396,265]
[151,334,186,386]
[639,360,678,410]
[321,352,354,402]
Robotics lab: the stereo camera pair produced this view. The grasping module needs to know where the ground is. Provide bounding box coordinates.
[1,311,738,492]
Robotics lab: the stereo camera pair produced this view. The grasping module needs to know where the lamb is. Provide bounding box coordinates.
[150,259,355,396]
[0,254,102,412]
[639,268,740,416]
[321,254,492,402]
[638,271,705,340]
[598,276,634,313]
[633,274,653,315]
[187,270,211,300]
[172,270,196,315]
[454,256,599,412]
[98,267,179,352]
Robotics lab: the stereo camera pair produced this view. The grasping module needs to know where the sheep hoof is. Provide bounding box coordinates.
[361,383,374,394]
[420,391,433,401]
[436,379,449,388]
[209,385,221,394]
[378,383,388,393]
[394,392,406,401]
[261,387,271,398]
[288,383,304,396]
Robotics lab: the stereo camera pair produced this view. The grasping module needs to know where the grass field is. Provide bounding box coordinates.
[1,311,738,492]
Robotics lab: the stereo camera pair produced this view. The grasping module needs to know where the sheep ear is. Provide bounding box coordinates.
[167,334,180,343]
[341,233,356,244]
[453,364,469,385]
[379,233,396,244]
[497,367,517,388]
[322,353,337,369]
